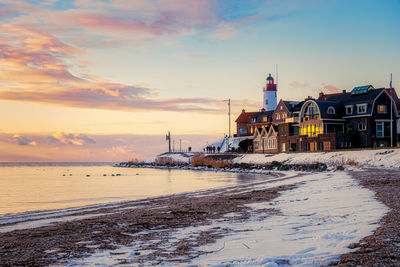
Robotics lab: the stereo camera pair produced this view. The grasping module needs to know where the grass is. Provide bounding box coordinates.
[190,153,233,168]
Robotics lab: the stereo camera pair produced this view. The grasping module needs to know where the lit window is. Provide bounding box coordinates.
[327,106,335,115]
[358,122,367,131]
[357,104,367,114]
[377,105,387,113]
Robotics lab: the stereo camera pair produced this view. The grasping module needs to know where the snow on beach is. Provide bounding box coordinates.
[65,171,388,266]
[233,149,400,169]
[191,171,388,266]
[144,148,400,169]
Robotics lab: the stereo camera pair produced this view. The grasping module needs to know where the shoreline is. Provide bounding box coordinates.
[335,169,400,266]
[0,172,299,266]
[0,168,396,266]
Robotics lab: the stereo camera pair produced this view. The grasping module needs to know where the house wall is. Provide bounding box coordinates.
[236,122,251,137]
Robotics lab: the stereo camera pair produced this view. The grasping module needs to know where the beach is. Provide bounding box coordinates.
[1,167,397,266]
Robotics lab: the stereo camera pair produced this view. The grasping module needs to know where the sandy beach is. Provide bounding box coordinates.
[0,168,398,266]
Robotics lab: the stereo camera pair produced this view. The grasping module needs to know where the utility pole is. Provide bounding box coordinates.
[223,99,231,137]
[179,139,182,152]
[173,140,175,152]
[166,131,171,153]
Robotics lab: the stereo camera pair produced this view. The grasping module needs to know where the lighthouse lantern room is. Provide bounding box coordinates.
[263,73,277,111]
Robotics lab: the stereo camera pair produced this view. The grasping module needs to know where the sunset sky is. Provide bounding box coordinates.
[1,0,399,161]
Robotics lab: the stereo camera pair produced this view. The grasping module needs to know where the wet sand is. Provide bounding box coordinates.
[335,169,400,266]
[0,172,296,266]
[1,169,399,266]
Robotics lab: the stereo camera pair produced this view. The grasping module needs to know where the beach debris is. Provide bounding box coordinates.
[86,174,90,177]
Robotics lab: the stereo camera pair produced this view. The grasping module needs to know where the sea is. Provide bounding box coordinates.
[0,162,266,216]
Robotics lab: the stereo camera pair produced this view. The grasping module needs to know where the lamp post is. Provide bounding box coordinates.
[223,99,231,153]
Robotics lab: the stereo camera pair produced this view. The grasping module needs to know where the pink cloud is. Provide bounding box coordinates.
[208,22,237,40]
[323,84,341,94]
[0,23,227,113]
[0,133,221,162]
[49,132,96,146]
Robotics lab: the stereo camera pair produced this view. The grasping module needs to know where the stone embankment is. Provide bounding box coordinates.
[116,153,329,173]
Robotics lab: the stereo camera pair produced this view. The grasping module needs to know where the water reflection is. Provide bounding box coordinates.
[0,165,268,216]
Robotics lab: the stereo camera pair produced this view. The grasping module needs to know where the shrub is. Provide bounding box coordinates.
[190,153,232,168]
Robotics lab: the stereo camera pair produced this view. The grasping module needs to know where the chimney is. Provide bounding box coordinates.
[319,92,324,99]
[342,90,346,93]
[242,109,246,114]
[260,108,266,112]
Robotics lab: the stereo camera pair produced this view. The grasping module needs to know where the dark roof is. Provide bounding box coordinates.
[282,101,300,112]
[322,88,386,116]
[250,110,274,123]
[292,101,305,112]
[235,112,256,123]
[314,100,343,119]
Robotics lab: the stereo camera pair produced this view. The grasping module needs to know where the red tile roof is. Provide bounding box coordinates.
[235,112,256,123]
[318,93,343,101]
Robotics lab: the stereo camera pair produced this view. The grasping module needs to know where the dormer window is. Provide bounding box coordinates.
[327,106,335,115]
[357,104,367,114]
[345,105,353,115]
[377,105,387,113]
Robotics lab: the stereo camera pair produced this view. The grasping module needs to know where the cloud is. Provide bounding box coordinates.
[208,22,237,40]
[0,133,221,162]
[50,132,96,146]
[12,135,37,146]
[0,23,227,113]
[323,84,340,94]
[290,80,309,89]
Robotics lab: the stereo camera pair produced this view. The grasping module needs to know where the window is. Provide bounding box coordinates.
[262,116,268,122]
[302,102,320,120]
[280,105,283,110]
[327,106,335,115]
[347,123,353,133]
[358,122,367,131]
[377,105,387,113]
[239,128,247,135]
[376,121,391,137]
[357,104,367,114]
[345,105,353,115]
[376,122,384,137]
[276,113,280,120]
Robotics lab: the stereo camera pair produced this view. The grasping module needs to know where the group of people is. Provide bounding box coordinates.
[204,145,221,153]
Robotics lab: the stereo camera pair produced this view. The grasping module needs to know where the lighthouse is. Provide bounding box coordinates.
[263,73,277,111]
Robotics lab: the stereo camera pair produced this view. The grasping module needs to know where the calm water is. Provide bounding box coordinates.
[0,163,266,216]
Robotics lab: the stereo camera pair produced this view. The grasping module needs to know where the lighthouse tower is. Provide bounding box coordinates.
[263,73,277,111]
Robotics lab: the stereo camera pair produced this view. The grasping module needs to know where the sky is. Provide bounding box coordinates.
[0,0,399,161]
